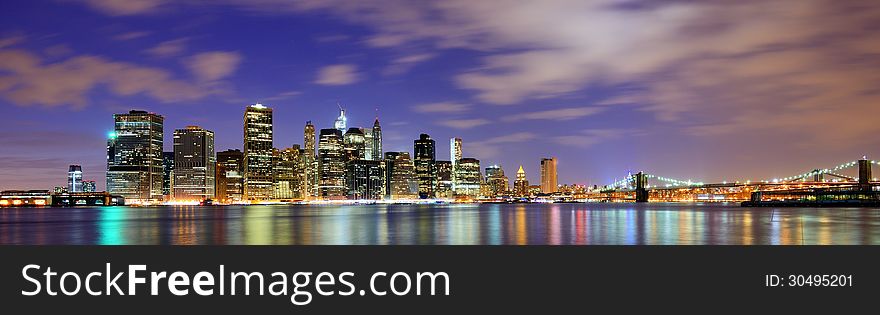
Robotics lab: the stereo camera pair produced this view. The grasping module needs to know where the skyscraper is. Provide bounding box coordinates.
[514,165,529,197]
[485,165,509,197]
[173,126,215,201]
[318,128,345,199]
[434,160,453,198]
[385,152,418,199]
[303,121,317,199]
[334,105,347,132]
[243,104,274,200]
[82,180,97,193]
[274,146,302,200]
[540,157,558,193]
[454,158,481,198]
[106,110,164,204]
[216,149,244,203]
[450,137,462,190]
[414,133,436,198]
[345,159,385,200]
[371,117,382,161]
[162,152,174,198]
[343,128,366,161]
[67,165,82,192]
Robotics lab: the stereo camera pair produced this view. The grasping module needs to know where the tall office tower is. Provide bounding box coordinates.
[318,128,346,199]
[82,180,97,193]
[485,165,509,197]
[162,152,174,198]
[243,104,274,201]
[364,131,374,161]
[434,160,454,198]
[106,110,164,204]
[540,157,558,193]
[450,137,462,190]
[454,158,481,198]
[216,149,244,203]
[173,126,215,201]
[514,165,529,197]
[303,121,317,199]
[384,152,418,199]
[334,106,347,132]
[371,118,382,160]
[346,159,385,200]
[343,128,366,161]
[274,146,302,200]
[414,133,436,198]
[67,165,83,192]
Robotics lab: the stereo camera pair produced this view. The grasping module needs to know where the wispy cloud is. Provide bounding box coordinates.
[551,129,638,148]
[145,38,188,58]
[466,132,537,159]
[314,64,360,85]
[412,102,469,113]
[78,0,167,16]
[185,51,242,82]
[383,53,435,76]
[502,107,602,122]
[261,90,301,102]
[112,31,151,41]
[436,118,490,129]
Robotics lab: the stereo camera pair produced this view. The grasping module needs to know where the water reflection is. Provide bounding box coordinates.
[0,203,879,245]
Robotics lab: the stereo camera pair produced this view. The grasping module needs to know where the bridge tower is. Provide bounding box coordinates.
[812,169,824,182]
[859,158,872,191]
[634,172,649,202]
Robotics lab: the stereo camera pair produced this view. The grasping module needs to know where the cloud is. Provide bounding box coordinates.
[314,64,360,85]
[79,0,166,16]
[261,90,301,102]
[466,132,537,159]
[0,35,25,48]
[502,106,602,122]
[412,101,469,113]
[383,53,435,75]
[185,51,242,82]
[315,34,351,43]
[145,38,188,58]
[113,31,152,41]
[0,48,231,108]
[44,44,73,58]
[551,129,637,148]
[436,118,490,129]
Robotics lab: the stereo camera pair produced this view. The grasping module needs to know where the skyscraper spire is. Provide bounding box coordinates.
[334,102,347,132]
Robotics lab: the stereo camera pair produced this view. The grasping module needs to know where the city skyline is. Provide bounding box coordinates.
[2,0,880,191]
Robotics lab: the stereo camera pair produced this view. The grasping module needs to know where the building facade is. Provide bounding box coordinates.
[414,133,436,198]
[514,165,529,197]
[274,146,302,200]
[540,157,558,193]
[485,165,509,197]
[303,121,317,199]
[345,159,385,200]
[385,152,418,199]
[106,110,164,204]
[162,152,174,198]
[216,149,244,203]
[243,104,274,200]
[318,128,346,199]
[450,137,462,190]
[343,127,366,161]
[455,157,481,198]
[173,126,215,201]
[67,165,83,193]
[434,160,454,198]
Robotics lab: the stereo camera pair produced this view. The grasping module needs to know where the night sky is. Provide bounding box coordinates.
[1,0,879,191]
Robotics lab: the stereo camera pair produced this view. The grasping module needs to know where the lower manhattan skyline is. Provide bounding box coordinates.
[2,0,880,191]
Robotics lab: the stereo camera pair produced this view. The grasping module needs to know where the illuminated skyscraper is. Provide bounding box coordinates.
[454,157,481,198]
[385,152,418,199]
[514,165,529,197]
[162,152,174,198]
[450,137,462,190]
[334,104,347,132]
[485,165,508,197]
[414,133,436,198]
[274,146,302,200]
[434,160,453,198]
[540,157,558,193]
[67,165,82,192]
[303,121,317,199]
[346,159,385,200]
[371,117,382,161]
[106,110,164,204]
[216,149,243,203]
[343,127,366,161]
[82,180,97,193]
[172,126,215,201]
[243,104,274,200]
[318,128,345,199]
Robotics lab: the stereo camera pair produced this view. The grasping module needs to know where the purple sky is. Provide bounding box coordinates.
[1,0,879,191]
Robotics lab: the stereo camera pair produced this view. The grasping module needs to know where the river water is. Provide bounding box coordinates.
[1,203,878,245]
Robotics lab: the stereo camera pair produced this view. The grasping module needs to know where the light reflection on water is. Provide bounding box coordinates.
[0,203,879,245]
